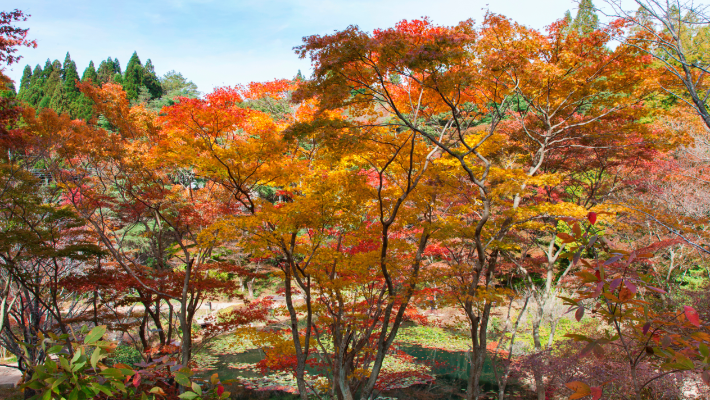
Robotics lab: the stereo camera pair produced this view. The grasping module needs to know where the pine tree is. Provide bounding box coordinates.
[82,61,98,83]
[62,52,72,80]
[571,0,599,35]
[17,65,32,101]
[561,10,574,36]
[113,72,123,86]
[38,60,62,109]
[74,62,98,120]
[113,58,122,75]
[142,59,162,99]
[63,60,81,117]
[97,58,117,84]
[41,59,53,81]
[49,83,69,115]
[25,65,44,106]
[123,51,143,101]
[74,91,95,120]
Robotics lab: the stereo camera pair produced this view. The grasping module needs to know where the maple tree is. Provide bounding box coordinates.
[293,12,674,399]
[557,214,710,400]
[5,5,710,400]
[158,76,440,399]
[18,82,267,369]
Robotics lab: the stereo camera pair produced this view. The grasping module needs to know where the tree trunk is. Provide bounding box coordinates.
[247,277,255,299]
[466,300,493,400]
[139,312,149,353]
[180,260,194,367]
[531,319,545,400]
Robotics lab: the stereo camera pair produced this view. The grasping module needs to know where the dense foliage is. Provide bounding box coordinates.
[2,2,710,400]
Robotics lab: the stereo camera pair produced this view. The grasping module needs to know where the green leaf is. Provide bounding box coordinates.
[90,347,102,370]
[84,325,106,345]
[100,368,124,379]
[700,343,710,358]
[57,358,68,372]
[71,361,86,372]
[91,382,114,396]
[191,382,202,395]
[174,372,191,387]
[47,345,64,354]
[178,391,199,399]
[67,387,79,400]
[51,376,67,390]
[661,361,694,370]
[70,350,82,364]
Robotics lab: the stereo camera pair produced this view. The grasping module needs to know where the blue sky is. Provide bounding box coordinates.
[7,0,578,93]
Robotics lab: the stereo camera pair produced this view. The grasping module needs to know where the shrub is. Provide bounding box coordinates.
[108,344,143,367]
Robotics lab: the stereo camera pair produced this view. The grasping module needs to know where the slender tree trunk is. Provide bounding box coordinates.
[283,266,310,400]
[546,319,559,349]
[466,299,494,400]
[146,300,166,346]
[180,260,193,367]
[496,296,529,400]
[531,317,546,400]
[139,312,149,353]
[166,300,174,344]
[247,278,255,299]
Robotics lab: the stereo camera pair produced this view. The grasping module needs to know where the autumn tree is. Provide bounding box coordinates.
[20,82,260,367]
[603,0,710,131]
[293,13,666,399]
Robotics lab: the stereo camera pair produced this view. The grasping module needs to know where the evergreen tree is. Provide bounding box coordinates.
[113,72,123,86]
[75,61,98,121]
[41,59,53,81]
[48,83,69,115]
[113,58,122,75]
[38,60,63,109]
[25,65,44,106]
[17,65,32,101]
[571,0,599,35]
[563,10,573,26]
[142,59,162,99]
[561,10,574,36]
[82,61,98,83]
[132,85,153,106]
[74,96,95,121]
[63,60,81,117]
[123,51,143,101]
[97,58,117,84]
[62,52,72,80]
